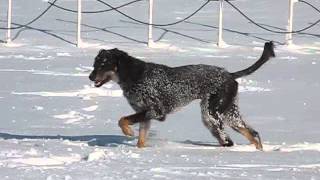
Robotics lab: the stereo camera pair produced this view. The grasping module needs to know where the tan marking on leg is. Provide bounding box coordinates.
[118,117,134,137]
[238,127,263,150]
[118,112,147,137]
[137,121,150,148]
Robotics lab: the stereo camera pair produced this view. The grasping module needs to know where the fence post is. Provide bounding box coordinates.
[286,0,297,45]
[217,0,225,47]
[148,0,154,47]
[7,0,12,43]
[77,0,82,47]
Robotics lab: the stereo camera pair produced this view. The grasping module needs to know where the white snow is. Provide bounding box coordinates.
[53,111,94,124]
[0,69,88,77]
[25,148,39,156]
[9,155,81,166]
[33,106,44,111]
[163,141,320,152]
[279,143,320,152]
[12,85,123,99]
[148,41,185,52]
[0,54,53,61]
[56,52,71,57]
[204,55,229,58]
[85,149,111,162]
[82,105,98,112]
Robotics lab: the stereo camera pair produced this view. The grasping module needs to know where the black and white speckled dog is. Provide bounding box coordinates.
[89,42,275,150]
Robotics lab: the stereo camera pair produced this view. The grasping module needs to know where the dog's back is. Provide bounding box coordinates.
[120,62,234,120]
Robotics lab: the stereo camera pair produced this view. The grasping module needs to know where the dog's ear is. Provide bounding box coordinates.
[111,48,128,57]
[98,49,104,54]
[98,49,106,56]
[110,48,129,66]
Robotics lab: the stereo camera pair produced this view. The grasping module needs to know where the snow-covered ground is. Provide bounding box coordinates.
[0,0,319,179]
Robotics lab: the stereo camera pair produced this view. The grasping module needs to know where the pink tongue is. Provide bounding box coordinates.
[94,81,101,86]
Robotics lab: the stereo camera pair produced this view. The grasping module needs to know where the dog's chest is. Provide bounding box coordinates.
[121,84,153,111]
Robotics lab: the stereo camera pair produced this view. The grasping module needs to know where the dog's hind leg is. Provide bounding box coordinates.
[199,81,238,147]
[209,80,238,115]
[237,126,263,150]
[200,98,234,147]
[118,111,146,137]
[224,104,263,150]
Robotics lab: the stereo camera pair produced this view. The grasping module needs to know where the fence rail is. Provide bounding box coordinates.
[1,0,319,47]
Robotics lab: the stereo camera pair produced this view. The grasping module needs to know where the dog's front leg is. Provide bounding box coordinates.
[118,112,146,137]
[137,120,151,148]
[118,117,134,137]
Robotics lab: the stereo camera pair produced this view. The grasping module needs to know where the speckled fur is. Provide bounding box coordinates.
[121,63,234,121]
[89,42,275,149]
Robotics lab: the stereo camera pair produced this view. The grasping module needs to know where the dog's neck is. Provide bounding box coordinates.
[117,55,146,88]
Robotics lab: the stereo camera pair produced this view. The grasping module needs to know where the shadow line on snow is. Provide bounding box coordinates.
[0,132,225,148]
[180,140,221,147]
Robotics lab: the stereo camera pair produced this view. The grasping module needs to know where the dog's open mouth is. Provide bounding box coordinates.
[94,77,110,87]
[94,81,104,87]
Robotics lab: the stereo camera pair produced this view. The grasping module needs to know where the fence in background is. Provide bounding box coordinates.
[6,0,12,43]
[1,0,319,48]
[77,0,82,47]
[286,0,297,45]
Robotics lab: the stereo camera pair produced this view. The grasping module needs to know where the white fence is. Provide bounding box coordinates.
[2,0,319,48]
[286,0,298,45]
[6,0,12,43]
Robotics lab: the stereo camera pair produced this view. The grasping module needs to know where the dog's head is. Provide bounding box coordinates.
[89,48,126,87]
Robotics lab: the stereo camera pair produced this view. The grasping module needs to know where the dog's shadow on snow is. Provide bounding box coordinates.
[0,132,136,147]
[0,132,223,148]
[179,140,221,147]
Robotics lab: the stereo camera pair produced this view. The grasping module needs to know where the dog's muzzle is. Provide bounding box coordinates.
[89,70,116,87]
[93,78,110,87]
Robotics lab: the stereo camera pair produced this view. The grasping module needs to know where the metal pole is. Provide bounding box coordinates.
[148,0,154,47]
[286,0,297,45]
[217,0,225,47]
[7,0,12,43]
[77,0,82,47]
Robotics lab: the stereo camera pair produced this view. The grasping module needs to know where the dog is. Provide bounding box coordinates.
[89,42,275,150]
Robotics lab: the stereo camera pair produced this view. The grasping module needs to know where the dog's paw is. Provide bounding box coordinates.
[255,141,263,151]
[222,140,234,147]
[137,140,146,148]
[122,127,134,137]
[253,134,263,151]
[118,118,134,137]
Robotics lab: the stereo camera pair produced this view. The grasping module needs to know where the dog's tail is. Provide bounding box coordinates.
[231,41,275,79]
